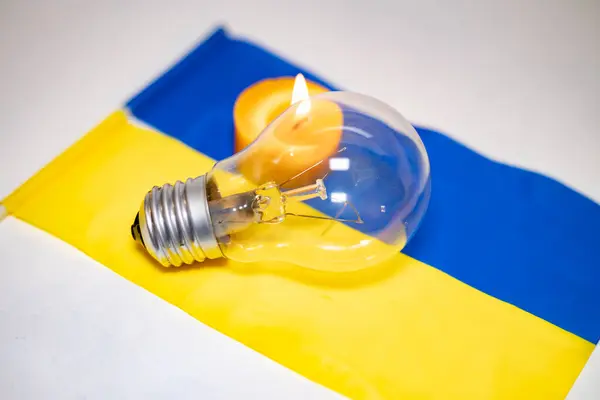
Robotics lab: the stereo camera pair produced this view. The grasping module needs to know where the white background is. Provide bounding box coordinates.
[0,1,598,398]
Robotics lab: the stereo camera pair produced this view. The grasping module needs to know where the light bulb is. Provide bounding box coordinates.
[131,91,431,272]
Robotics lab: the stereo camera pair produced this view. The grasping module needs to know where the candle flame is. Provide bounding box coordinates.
[291,73,311,116]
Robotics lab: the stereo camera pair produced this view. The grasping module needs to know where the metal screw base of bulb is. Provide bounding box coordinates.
[131,175,223,267]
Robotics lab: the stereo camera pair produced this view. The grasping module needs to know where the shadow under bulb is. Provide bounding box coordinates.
[131,91,431,272]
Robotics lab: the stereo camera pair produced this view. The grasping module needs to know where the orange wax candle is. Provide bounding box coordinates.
[233,75,343,185]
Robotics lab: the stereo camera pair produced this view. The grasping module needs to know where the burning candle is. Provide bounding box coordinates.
[234,74,343,185]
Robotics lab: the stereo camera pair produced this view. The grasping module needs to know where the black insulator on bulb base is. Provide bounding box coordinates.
[131,212,145,248]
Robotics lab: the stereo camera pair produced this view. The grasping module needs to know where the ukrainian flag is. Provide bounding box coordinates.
[2,27,599,399]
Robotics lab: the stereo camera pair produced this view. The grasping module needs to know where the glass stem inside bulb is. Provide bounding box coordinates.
[252,179,327,223]
[208,176,366,243]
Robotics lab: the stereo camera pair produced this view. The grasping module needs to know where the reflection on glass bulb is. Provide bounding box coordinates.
[132,91,431,272]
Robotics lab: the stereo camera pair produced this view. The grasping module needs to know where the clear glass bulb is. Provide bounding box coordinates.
[205,91,430,271]
[132,91,431,272]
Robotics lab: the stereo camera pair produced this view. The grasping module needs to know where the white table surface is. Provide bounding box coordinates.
[0,1,598,399]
